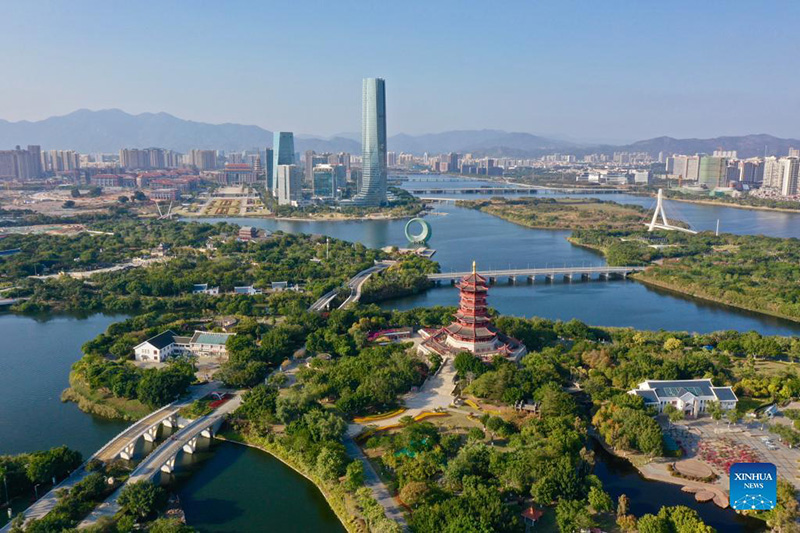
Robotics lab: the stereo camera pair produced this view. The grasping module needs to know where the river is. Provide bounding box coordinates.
[5,175,799,530]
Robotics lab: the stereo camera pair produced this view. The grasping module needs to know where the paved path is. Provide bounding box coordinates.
[346,356,457,437]
[340,356,458,531]
[343,437,408,532]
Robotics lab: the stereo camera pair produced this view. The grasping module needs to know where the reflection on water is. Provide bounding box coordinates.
[0,313,129,456]
[174,442,346,533]
[593,440,765,532]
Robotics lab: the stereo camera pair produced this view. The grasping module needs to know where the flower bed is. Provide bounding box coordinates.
[697,438,760,473]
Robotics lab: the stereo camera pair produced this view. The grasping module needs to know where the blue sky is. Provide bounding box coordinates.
[1,0,799,141]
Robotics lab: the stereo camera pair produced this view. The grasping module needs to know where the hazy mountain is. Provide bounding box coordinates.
[0,109,797,159]
[611,134,800,159]
[0,109,359,154]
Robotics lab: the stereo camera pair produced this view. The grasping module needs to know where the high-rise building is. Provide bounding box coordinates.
[789,147,800,158]
[0,145,44,180]
[272,132,295,196]
[353,77,387,206]
[188,149,217,170]
[264,148,274,191]
[312,164,336,199]
[763,156,783,189]
[780,157,800,196]
[698,155,727,189]
[276,164,302,205]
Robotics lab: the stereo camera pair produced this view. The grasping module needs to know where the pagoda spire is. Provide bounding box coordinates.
[472,260,476,275]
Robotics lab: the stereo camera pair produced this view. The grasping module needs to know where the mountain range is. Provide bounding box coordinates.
[0,109,797,159]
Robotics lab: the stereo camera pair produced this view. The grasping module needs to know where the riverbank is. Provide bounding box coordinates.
[61,373,151,421]
[458,197,648,231]
[591,433,732,510]
[216,431,360,533]
[666,195,800,214]
[633,272,800,324]
[179,211,420,222]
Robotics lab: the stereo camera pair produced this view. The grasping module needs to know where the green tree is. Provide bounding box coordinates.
[315,446,346,481]
[147,518,196,533]
[118,480,166,520]
[344,460,364,491]
[555,499,595,532]
[588,486,613,513]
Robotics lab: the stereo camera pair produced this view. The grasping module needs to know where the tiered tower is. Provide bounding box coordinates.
[418,261,527,362]
[445,261,497,349]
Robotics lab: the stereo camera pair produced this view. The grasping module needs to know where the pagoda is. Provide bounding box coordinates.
[418,262,527,362]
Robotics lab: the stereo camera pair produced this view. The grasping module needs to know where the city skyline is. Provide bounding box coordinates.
[2,1,799,142]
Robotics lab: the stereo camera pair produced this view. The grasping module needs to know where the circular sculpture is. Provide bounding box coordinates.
[404,218,432,245]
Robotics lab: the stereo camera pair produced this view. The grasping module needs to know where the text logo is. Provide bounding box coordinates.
[730,463,777,510]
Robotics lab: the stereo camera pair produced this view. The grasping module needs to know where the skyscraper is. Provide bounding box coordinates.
[272,132,294,196]
[264,148,274,190]
[276,164,302,205]
[353,77,387,206]
[698,155,726,189]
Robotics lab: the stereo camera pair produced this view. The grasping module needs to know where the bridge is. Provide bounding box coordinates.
[309,261,394,312]
[80,393,242,526]
[647,188,698,234]
[427,265,646,285]
[1,383,222,532]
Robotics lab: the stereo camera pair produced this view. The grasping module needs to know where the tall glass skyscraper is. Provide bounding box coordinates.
[354,78,387,206]
[272,132,295,195]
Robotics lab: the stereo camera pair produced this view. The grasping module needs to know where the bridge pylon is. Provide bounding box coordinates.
[648,188,670,232]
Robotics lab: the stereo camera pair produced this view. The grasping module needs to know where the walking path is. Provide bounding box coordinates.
[343,437,408,532]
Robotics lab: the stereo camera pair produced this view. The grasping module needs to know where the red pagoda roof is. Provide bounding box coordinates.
[521,507,544,521]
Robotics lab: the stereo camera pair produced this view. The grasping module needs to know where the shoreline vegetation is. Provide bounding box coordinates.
[61,372,152,421]
[464,197,800,323]
[217,433,358,533]
[457,197,652,231]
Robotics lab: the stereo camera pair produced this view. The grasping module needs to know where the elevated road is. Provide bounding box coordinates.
[2,383,219,532]
[309,261,393,311]
[80,393,242,527]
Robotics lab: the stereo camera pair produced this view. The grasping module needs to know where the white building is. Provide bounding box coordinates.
[134,330,234,362]
[628,379,737,417]
[276,164,302,206]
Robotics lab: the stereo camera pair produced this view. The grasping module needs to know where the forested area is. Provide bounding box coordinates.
[0,218,236,279]
[360,254,438,303]
[8,226,384,312]
[571,229,800,321]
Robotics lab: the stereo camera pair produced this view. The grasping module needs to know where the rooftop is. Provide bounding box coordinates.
[190,331,234,346]
[140,330,177,350]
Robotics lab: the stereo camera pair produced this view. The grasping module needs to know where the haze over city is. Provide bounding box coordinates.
[5,3,800,533]
[2,0,799,141]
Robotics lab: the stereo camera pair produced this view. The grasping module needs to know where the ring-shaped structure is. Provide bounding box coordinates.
[404,218,432,244]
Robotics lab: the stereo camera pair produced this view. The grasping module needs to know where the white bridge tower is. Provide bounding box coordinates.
[646,189,697,234]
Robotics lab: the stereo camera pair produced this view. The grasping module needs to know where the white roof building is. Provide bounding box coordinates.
[628,378,737,417]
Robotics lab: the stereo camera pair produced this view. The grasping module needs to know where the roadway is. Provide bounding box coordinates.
[1,382,220,532]
[427,265,646,281]
[309,261,393,311]
[79,392,242,527]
